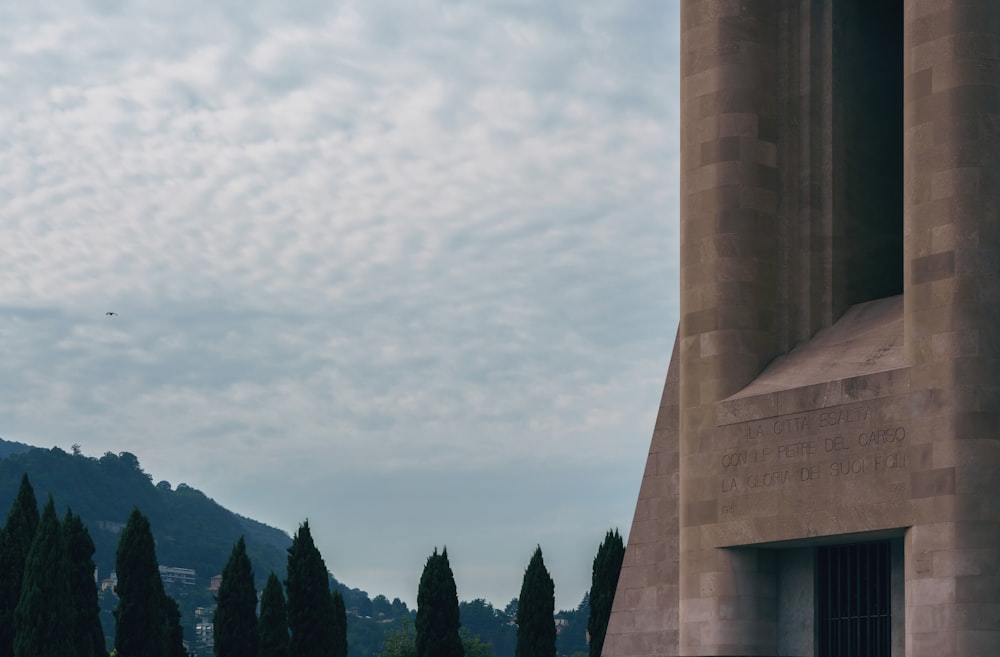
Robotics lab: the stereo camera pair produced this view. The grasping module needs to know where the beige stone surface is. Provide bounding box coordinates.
[608,1,1000,655]
[732,295,905,397]
[603,336,680,657]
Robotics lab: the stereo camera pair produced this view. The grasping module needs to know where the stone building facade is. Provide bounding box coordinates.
[603,1,1000,655]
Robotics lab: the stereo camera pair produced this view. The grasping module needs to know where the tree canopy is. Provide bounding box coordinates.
[416,547,464,657]
[64,509,108,657]
[380,618,496,657]
[0,448,290,590]
[163,596,186,657]
[214,536,260,657]
[331,589,349,657]
[286,520,343,657]
[459,599,515,657]
[0,473,39,656]
[260,571,289,657]
[114,508,169,657]
[378,618,416,657]
[587,530,624,657]
[13,496,72,657]
[516,547,555,657]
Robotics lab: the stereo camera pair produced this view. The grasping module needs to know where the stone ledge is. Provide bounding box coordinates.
[716,296,910,425]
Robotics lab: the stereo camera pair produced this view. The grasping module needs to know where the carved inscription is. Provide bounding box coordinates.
[719,402,907,496]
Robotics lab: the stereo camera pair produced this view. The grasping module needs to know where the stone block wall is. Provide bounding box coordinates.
[605,1,1000,655]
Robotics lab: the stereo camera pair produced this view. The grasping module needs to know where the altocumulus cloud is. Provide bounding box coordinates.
[0,0,680,608]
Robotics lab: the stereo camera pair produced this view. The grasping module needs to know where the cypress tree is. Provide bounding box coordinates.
[13,496,72,657]
[163,595,187,657]
[587,530,624,657]
[515,546,555,657]
[415,547,464,657]
[331,589,348,657]
[260,571,289,657]
[114,508,168,657]
[285,520,339,657]
[0,474,39,657]
[64,509,109,657]
[214,536,260,657]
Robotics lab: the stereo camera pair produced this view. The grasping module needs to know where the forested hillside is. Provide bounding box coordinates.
[0,438,31,460]
[0,442,290,587]
[0,440,415,656]
[0,439,596,657]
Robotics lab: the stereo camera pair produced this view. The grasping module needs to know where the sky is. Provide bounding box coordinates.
[1,1,680,611]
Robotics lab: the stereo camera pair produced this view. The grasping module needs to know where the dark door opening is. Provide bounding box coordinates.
[817,541,892,657]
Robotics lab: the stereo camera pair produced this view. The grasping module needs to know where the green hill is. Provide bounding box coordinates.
[0,437,32,460]
[0,444,290,588]
[0,439,415,657]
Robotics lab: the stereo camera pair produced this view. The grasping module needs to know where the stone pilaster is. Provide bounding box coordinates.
[678,1,781,654]
[903,1,1000,655]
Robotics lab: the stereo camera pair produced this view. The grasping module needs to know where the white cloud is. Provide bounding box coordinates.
[0,0,679,609]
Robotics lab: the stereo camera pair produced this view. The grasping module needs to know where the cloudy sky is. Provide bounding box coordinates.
[1,1,680,610]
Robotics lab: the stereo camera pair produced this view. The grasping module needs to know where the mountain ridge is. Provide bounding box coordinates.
[0,437,592,657]
[0,440,291,587]
[0,437,419,656]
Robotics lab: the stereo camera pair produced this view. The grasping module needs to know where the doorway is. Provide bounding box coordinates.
[816,541,892,657]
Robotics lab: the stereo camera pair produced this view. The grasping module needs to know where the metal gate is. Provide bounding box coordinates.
[816,541,891,657]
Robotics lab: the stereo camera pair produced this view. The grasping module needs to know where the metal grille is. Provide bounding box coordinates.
[817,541,891,657]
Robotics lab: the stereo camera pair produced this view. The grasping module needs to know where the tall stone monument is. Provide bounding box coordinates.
[603,1,1000,656]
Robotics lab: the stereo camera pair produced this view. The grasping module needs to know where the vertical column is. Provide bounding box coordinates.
[679,1,781,409]
[778,0,837,348]
[678,1,780,655]
[904,1,1000,655]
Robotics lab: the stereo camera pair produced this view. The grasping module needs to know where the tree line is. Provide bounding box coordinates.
[0,446,292,590]
[0,473,189,657]
[214,528,625,657]
[374,532,624,657]
[213,519,349,657]
[0,473,110,657]
[0,469,626,657]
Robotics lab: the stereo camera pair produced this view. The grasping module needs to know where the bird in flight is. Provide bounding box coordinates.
[105,312,118,316]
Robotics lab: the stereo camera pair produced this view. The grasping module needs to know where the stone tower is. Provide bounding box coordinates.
[602,1,1000,656]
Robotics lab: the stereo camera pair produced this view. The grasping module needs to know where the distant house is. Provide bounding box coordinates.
[100,571,118,594]
[159,565,197,587]
[194,621,214,653]
[194,606,216,655]
[208,574,223,591]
